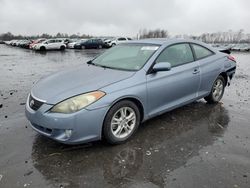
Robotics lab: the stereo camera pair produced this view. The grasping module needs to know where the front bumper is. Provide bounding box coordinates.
[25,97,109,144]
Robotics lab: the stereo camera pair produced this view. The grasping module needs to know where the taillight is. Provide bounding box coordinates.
[228,55,236,63]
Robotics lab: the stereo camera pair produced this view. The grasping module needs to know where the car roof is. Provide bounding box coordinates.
[126,38,205,46]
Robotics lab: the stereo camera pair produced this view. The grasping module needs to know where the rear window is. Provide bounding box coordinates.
[192,44,214,59]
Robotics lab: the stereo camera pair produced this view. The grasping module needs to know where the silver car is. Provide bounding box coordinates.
[25,39,236,145]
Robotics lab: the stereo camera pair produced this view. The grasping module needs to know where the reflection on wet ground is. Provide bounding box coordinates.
[0,45,250,188]
[32,102,229,187]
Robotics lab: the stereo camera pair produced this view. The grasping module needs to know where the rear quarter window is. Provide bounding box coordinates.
[192,44,214,59]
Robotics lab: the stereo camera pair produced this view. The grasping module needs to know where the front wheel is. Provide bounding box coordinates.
[103,100,140,144]
[60,45,65,50]
[40,46,46,51]
[204,75,225,104]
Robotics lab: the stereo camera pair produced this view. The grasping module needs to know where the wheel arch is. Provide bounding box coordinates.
[101,96,145,140]
[40,46,46,50]
[219,72,228,86]
[108,96,145,122]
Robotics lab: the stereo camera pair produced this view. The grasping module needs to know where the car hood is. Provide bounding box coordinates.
[31,64,135,104]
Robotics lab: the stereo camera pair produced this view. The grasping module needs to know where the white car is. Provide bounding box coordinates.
[105,37,132,47]
[67,39,86,49]
[33,39,66,51]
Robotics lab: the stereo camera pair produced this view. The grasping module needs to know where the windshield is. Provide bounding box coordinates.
[92,44,159,71]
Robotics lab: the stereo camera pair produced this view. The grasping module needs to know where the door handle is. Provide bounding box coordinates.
[193,68,200,74]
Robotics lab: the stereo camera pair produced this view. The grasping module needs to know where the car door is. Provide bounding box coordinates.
[117,37,126,44]
[190,43,218,97]
[46,40,55,49]
[86,39,93,48]
[146,43,200,117]
[92,39,98,48]
[54,40,60,49]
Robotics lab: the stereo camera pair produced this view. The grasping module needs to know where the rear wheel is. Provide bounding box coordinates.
[103,100,140,144]
[204,75,225,104]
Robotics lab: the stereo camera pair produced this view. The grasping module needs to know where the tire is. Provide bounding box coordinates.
[60,45,65,50]
[111,43,116,47]
[103,100,141,144]
[40,46,46,51]
[204,75,225,104]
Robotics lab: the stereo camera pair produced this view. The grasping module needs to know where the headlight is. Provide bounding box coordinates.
[50,91,105,114]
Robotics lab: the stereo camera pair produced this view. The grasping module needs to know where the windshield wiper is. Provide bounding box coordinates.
[87,60,130,71]
[87,60,110,69]
[86,60,95,65]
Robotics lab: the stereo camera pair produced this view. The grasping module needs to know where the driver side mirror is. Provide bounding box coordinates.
[152,62,171,72]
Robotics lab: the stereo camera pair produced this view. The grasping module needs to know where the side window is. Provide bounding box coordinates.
[118,38,126,41]
[155,43,194,67]
[192,44,213,59]
[49,40,55,43]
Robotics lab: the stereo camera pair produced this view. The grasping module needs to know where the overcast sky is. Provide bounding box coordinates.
[0,0,249,37]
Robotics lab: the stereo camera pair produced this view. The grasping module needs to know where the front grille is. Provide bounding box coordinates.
[29,95,44,111]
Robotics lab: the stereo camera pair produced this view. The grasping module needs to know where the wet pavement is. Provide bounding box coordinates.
[0,44,250,188]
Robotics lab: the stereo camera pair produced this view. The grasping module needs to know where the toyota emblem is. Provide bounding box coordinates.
[30,100,35,107]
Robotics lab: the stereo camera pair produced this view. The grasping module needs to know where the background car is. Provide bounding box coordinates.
[105,37,132,47]
[232,43,250,51]
[74,38,106,49]
[33,39,66,51]
[18,40,33,48]
[29,38,46,49]
[67,39,84,49]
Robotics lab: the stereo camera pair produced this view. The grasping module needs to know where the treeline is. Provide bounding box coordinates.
[0,32,92,41]
[138,29,169,39]
[197,29,250,43]
[174,29,250,43]
[1,29,250,43]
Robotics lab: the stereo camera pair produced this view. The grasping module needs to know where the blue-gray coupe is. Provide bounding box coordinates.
[25,39,236,144]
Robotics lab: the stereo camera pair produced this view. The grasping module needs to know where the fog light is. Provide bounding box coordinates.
[65,129,72,138]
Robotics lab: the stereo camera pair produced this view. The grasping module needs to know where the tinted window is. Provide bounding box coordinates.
[192,44,213,59]
[86,40,92,43]
[156,43,194,67]
[118,38,126,41]
[47,40,55,43]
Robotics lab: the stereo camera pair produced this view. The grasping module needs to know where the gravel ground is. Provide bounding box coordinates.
[0,44,250,188]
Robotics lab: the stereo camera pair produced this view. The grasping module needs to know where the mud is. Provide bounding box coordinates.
[0,45,250,188]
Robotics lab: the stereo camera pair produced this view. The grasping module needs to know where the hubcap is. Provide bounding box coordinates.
[212,79,224,101]
[111,107,136,139]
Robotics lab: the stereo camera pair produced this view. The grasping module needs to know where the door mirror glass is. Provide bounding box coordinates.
[152,62,171,72]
